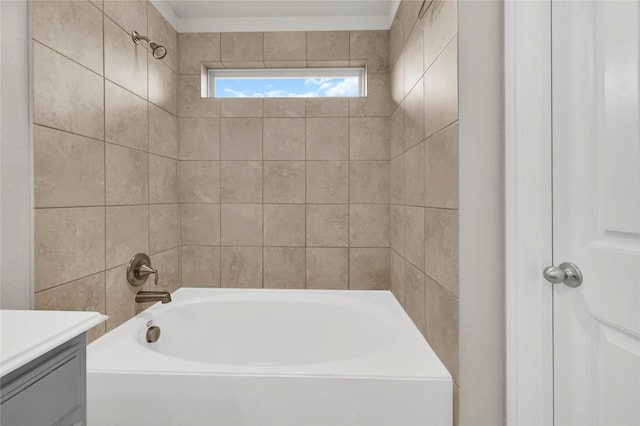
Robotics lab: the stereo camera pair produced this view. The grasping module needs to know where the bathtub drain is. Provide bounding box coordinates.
[146,326,161,343]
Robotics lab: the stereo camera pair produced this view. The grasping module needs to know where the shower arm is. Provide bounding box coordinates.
[131,30,151,45]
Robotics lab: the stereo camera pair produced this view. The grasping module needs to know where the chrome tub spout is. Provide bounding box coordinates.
[135,291,172,304]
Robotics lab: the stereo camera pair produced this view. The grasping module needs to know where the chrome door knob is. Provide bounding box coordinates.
[543,262,583,288]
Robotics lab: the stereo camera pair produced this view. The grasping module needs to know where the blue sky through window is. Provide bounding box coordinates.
[215,76,360,98]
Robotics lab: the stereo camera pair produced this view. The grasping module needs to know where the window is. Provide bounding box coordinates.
[208,68,366,98]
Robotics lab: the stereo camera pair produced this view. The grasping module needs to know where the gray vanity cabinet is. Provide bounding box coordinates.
[1,334,87,426]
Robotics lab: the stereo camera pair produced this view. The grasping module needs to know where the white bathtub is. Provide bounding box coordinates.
[87,288,452,426]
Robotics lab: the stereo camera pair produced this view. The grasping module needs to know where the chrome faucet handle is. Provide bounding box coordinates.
[138,264,159,286]
[126,253,159,287]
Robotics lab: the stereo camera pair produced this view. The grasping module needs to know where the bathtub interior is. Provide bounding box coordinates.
[88,288,451,380]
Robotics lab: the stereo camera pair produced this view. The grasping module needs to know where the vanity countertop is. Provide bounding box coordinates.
[0,310,107,376]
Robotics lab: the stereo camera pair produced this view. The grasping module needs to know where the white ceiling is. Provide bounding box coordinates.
[151,0,400,33]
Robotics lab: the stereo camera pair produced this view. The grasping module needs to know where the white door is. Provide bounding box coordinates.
[551,1,640,425]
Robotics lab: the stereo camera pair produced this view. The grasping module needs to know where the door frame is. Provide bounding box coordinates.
[504,1,554,425]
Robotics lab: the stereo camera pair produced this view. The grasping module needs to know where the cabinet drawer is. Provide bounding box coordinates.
[1,337,85,426]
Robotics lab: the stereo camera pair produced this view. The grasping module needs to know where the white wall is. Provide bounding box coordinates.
[1,0,33,309]
[458,1,506,424]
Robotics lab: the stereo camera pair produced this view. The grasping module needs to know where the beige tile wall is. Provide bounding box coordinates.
[389,0,460,424]
[177,30,392,290]
[32,0,180,340]
[32,8,458,409]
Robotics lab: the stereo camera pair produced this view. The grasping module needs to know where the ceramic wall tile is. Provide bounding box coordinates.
[148,3,178,72]
[105,81,148,151]
[263,161,306,204]
[221,32,263,64]
[263,247,305,289]
[105,144,148,205]
[349,248,390,290]
[264,32,306,62]
[149,155,177,204]
[104,18,147,99]
[34,125,104,208]
[150,203,179,254]
[180,203,220,246]
[220,204,263,246]
[221,247,263,288]
[179,117,220,160]
[423,0,458,71]
[263,99,306,118]
[349,205,390,247]
[403,22,424,94]
[405,261,426,336]
[307,31,349,60]
[220,118,262,160]
[33,42,104,140]
[221,99,263,118]
[221,161,262,203]
[178,161,220,203]
[306,248,348,289]
[404,205,425,271]
[350,161,390,204]
[34,207,105,292]
[390,154,405,205]
[424,35,458,138]
[350,73,393,117]
[263,118,306,160]
[306,204,349,247]
[404,77,424,149]
[178,75,221,118]
[391,250,406,305]
[178,32,221,75]
[263,204,305,247]
[181,246,220,287]
[350,30,389,73]
[103,1,146,34]
[306,118,349,160]
[106,205,149,268]
[425,123,459,209]
[425,275,459,382]
[149,104,178,159]
[149,58,177,115]
[405,141,425,206]
[307,161,349,204]
[306,99,349,118]
[32,0,103,74]
[424,207,459,296]
[350,117,390,160]
[36,272,106,342]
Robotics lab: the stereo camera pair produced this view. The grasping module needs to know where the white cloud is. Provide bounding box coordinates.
[249,90,288,98]
[305,77,332,87]
[323,77,359,97]
[223,88,247,97]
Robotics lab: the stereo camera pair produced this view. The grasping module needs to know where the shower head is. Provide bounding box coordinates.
[131,30,167,60]
[149,42,167,59]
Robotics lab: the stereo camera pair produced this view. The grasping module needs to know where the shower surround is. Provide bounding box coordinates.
[32,4,459,416]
